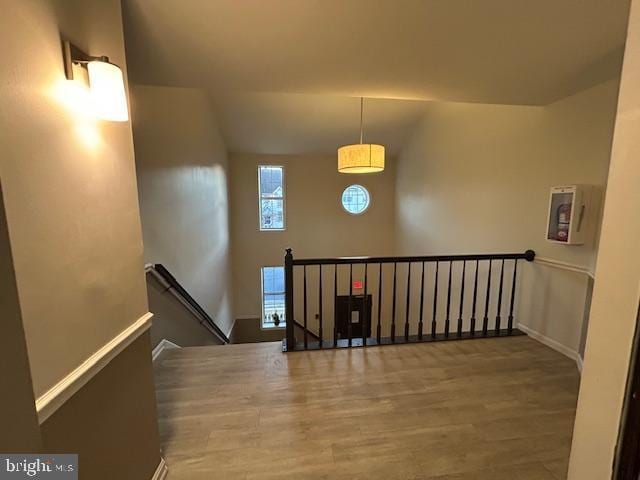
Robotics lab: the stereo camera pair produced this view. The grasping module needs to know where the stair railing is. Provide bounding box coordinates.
[284,249,535,351]
[146,263,230,344]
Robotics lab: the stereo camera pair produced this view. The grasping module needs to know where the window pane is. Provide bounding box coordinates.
[258,166,285,230]
[341,185,370,214]
[263,266,284,294]
[259,166,283,198]
[260,199,284,229]
[262,266,285,328]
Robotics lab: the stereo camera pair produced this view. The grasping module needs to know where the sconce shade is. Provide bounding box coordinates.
[87,61,128,122]
[337,144,385,173]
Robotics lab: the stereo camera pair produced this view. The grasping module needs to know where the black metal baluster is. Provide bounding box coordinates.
[404,263,411,341]
[285,249,295,351]
[507,259,518,334]
[377,263,382,344]
[470,260,479,336]
[444,261,453,338]
[431,262,439,339]
[391,262,397,342]
[483,260,492,336]
[333,263,338,347]
[285,251,535,350]
[348,263,353,347]
[303,265,308,349]
[418,262,425,340]
[457,261,466,337]
[318,265,323,348]
[495,259,505,335]
[363,263,369,347]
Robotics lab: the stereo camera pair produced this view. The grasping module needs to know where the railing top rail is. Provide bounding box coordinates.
[290,250,535,266]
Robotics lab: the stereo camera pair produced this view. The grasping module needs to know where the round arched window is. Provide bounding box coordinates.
[341,185,370,215]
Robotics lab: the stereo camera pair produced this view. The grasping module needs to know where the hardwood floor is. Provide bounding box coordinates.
[153,336,579,480]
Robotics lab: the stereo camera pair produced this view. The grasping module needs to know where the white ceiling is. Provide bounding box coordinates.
[122,0,630,154]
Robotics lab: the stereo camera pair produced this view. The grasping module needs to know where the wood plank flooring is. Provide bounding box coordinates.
[153,336,579,480]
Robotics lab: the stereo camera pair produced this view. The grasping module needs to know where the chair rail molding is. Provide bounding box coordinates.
[35,312,153,424]
[534,256,595,278]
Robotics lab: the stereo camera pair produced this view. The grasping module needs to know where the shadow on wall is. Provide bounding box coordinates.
[170,163,232,331]
[132,85,234,338]
[146,273,221,348]
[0,181,42,452]
[578,277,594,358]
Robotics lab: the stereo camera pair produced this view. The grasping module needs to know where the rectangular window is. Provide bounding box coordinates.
[261,266,286,329]
[258,165,285,230]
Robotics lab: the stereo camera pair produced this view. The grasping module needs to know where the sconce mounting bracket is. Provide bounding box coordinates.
[63,39,110,80]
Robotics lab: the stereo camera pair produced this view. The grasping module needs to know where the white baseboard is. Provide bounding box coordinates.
[226,317,238,339]
[151,457,168,480]
[576,354,584,373]
[152,339,181,361]
[36,312,153,424]
[517,323,583,373]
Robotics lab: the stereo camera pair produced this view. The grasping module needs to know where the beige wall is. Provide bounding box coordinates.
[396,81,617,263]
[229,153,396,320]
[568,2,640,476]
[132,85,234,337]
[395,81,619,355]
[41,333,160,480]
[0,185,42,453]
[1,0,148,397]
[0,0,160,473]
[230,317,308,344]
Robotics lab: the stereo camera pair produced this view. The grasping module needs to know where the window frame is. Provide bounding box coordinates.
[341,184,371,215]
[257,165,286,231]
[260,266,286,330]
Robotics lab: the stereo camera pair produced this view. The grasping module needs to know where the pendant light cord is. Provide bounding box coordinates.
[359,97,364,144]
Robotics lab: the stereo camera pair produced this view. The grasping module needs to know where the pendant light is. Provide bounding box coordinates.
[337,97,385,173]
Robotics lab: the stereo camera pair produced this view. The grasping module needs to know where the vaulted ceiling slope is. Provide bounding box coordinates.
[210,93,428,155]
[122,0,629,105]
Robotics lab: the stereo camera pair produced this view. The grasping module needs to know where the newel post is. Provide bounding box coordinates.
[285,248,295,351]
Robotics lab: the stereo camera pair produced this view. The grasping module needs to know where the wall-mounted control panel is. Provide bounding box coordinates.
[546,185,598,245]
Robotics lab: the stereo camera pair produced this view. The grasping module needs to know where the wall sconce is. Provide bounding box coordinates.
[63,40,129,122]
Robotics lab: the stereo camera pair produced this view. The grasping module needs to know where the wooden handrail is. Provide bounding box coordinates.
[291,250,535,266]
